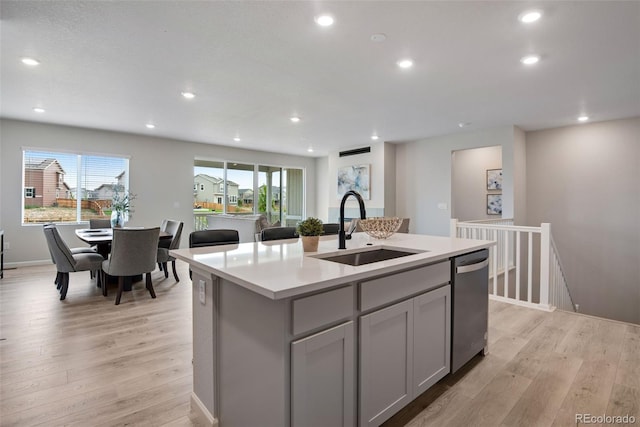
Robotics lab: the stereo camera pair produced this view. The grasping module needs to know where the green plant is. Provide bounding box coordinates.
[296,217,324,236]
[111,188,136,216]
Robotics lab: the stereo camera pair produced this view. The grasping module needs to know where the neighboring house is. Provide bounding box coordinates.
[23,158,69,207]
[239,188,253,205]
[194,174,239,205]
[93,183,124,201]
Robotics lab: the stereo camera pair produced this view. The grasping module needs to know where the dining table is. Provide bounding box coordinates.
[75,227,173,290]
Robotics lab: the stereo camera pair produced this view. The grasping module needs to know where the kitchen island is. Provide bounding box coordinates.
[171,232,494,427]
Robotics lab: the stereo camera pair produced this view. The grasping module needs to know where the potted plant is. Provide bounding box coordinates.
[110,188,136,228]
[296,217,323,252]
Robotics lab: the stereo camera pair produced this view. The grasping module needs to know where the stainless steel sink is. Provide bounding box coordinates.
[313,248,423,266]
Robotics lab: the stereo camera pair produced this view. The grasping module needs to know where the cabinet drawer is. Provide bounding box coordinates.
[292,286,354,335]
[360,262,450,312]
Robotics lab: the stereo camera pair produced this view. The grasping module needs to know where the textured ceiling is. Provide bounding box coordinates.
[1,1,639,157]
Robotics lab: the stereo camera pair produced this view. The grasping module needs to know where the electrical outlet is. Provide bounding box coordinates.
[437,203,448,210]
[199,280,206,305]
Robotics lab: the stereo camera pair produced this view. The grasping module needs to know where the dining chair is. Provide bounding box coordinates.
[89,219,112,229]
[260,226,299,242]
[397,218,410,233]
[156,220,183,282]
[189,229,240,248]
[43,225,104,300]
[102,227,160,305]
[188,229,239,279]
[43,223,98,288]
[322,223,340,235]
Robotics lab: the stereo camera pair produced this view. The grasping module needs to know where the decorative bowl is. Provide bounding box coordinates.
[358,217,403,239]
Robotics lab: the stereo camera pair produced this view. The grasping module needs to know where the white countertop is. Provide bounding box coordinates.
[170,232,494,300]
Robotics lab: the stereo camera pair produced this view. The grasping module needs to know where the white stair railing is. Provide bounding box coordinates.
[451,219,576,312]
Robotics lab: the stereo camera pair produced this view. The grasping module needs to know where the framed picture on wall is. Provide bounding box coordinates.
[337,164,370,200]
[486,169,503,190]
[487,194,502,215]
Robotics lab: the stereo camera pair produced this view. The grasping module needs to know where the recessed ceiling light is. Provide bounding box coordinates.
[518,10,543,23]
[578,115,589,122]
[371,33,387,42]
[21,57,40,66]
[520,55,540,65]
[371,135,379,141]
[397,59,414,69]
[145,123,155,129]
[315,14,334,27]
[307,147,314,153]
[458,122,471,128]
[181,91,195,99]
[233,137,241,142]
[33,107,45,113]
[290,116,301,123]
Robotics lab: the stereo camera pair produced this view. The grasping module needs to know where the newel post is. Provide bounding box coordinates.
[450,218,458,238]
[539,223,551,308]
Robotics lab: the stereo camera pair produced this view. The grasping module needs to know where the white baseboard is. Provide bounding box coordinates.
[190,392,217,427]
[5,259,51,269]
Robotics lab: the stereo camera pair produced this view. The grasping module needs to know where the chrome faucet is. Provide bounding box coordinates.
[338,190,366,249]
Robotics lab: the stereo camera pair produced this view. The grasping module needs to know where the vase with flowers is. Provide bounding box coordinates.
[110,188,136,228]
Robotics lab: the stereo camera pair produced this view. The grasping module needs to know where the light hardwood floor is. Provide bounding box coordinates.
[1,262,638,427]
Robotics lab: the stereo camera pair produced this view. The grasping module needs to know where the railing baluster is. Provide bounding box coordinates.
[515,231,521,302]
[527,231,533,303]
[503,229,509,298]
[492,228,498,296]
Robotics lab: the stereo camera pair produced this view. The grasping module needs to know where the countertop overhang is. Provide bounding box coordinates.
[170,233,494,300]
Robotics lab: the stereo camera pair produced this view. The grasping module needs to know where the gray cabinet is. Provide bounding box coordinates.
[360,299,413,427]
[291,321,355,427]
[412,285,451,395]
[359,285,451,427]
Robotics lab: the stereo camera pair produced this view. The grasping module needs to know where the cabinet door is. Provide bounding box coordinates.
[359,300,413,427]
[291,321,355,427]
[413,285,451,396]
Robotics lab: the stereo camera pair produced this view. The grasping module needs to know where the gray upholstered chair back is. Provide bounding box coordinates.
[189,229,239,248]
[397,218,410,233]
[89,219,112,229]
[163,220,183,250]
[260,226,299,241]
[43,225,77,273]
[322,223,340,235]
[104,228,160,277]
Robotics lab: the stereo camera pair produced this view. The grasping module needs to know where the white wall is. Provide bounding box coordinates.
[526,117,640,324]
[396,126,520,236]
[314,156,329,222]
[513,126,527,225]
[451,145,502,221]
[0,119,316,266]
[325,142,389,221]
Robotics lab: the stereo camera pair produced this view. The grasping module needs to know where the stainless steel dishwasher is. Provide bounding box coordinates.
[450,248,489,373]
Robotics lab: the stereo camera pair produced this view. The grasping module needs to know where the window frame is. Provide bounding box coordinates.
[194,158,306,224]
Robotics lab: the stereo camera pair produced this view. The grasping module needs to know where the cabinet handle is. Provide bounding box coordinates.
[456,258,489,274]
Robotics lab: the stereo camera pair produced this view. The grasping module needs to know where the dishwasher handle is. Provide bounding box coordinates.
[456,258,489,274]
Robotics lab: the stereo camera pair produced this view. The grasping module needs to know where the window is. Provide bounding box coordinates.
[194,159,304,226]
[23,150,129,224]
